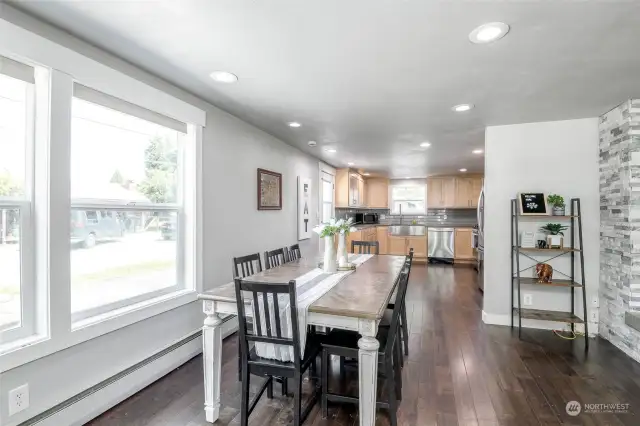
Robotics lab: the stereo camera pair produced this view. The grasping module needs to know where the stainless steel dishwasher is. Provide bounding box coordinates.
[427,227,454,263]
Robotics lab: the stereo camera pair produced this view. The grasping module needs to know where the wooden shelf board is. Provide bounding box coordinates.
[515,247,581,253]
[513,277,583,287]
[514,308,584,323]
[516,215,578,219]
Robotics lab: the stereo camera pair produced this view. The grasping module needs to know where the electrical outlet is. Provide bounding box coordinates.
[523,293,533,306]
[8,383,29,416]
[590,310,598,323]
[591,296,599,307]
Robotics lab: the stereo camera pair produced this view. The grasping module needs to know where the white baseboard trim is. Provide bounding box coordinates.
[482,310,597,337]
[21,316,239,426]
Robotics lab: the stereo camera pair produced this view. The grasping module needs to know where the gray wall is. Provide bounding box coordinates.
[0,4,322,424]
[599,99,640,363]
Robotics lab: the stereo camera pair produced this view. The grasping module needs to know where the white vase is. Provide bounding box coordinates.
[323,235,337,273]
[337,233,349,267]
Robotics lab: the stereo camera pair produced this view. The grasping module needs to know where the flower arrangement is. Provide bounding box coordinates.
[314,218,358,272]
[313,218,357,238]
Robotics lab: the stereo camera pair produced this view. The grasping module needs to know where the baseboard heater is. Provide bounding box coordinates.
[19,314,237,426]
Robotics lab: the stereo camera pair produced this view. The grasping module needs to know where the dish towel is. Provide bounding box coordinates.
[253,253,374,362]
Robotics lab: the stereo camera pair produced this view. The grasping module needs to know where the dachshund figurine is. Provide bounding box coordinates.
[536,263,553,283]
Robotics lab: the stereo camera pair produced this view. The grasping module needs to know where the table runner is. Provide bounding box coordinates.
[252,253,374,361]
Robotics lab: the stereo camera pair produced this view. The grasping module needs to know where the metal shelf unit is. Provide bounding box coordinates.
[510,198,588,351]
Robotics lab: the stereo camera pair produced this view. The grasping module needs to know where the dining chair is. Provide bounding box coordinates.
[234,278,322,426]
[320,262,411,426]
[265,247,288,269]
[288,243,302,261]
[351,240,379,254]
[386,248,414,360]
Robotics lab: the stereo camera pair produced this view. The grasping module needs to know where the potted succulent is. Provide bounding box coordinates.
[539,223,568,248]
[547,194,565,216]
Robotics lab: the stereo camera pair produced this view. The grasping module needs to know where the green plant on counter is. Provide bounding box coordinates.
[539,223,568,236]
[411,219,417,225]
[547,194,565,207]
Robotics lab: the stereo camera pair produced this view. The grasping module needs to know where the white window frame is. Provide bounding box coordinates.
[0,18,206,372]
[390,183,426,214]
[0,64,37,344]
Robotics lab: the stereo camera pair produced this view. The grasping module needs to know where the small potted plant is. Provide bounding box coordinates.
[539,223,568,249]
[547,194,565,216]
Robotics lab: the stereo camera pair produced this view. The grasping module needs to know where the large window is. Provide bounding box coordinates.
[0,58,35,342]
[70,87,187,323]
[321,171,334,223]
[391,185,425,214]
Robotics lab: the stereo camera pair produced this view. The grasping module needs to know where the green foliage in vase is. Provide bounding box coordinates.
[539,223,568,236]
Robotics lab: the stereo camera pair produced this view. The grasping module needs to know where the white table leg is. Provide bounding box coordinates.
[358,319,379,426]
[203,300,223,423]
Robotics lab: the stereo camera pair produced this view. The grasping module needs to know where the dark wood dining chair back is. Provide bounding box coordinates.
[383,266,410,358]
[265,248,288,269]
[233,253,263,278]
[288,243,302,261]
[234,278,302,371]
[351,240,380,254]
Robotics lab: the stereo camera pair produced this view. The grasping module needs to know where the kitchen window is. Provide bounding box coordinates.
[70,85,188,324]
[391,185,426,214]
[0,56,36,343]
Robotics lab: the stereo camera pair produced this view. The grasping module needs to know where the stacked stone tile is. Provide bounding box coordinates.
[599,99,640,363]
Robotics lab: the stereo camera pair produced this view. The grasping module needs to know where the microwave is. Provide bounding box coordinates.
[363,213,379,224]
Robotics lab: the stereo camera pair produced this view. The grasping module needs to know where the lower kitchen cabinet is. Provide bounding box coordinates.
[454,228,474,260]
[406,236,428,258]
[377,227,389,254]
[388,236,407,255]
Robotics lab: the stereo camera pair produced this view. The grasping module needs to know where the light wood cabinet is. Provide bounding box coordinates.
[406,236,428,258]
[429,175,483,209]
[365,178,389,208]
[388,236,408,255]
[336,169,366,207]
[377,226,389,254]
[455,178,473,208]
[469,178,483,208]
[454,228,474,259]
[346,230,362,253]
[442,178,456,207]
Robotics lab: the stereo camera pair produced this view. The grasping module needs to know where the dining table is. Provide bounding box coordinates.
[198,253,406,426]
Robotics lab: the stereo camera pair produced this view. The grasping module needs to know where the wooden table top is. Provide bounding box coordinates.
[198,255,405,320]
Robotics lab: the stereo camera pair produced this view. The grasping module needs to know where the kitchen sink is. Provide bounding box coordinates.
[387,225,426,236]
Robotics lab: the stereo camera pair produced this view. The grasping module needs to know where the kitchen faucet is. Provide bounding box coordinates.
[399,204,403,225]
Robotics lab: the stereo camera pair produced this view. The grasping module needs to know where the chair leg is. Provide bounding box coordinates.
[240,363,250,426]
[339,357,345,380]
[281,377,288,396]
[385,359,398,426]
[238,347,242,382]
[267,376,274,399]
[393,339,402,401]
[322,349,329,418]
[401,303,409,356]
[396,325,404,369]
[293,372,303,426]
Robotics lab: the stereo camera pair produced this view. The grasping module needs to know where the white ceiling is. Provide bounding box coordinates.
[9,0,640,177]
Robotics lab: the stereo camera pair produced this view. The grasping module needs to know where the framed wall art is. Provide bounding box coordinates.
[257,168,282,210]
[297,176,312,240]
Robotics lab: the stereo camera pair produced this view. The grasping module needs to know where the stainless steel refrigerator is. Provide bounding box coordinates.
[473,184,484,292]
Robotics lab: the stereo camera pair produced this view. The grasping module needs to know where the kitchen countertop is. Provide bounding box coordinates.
[354,223,476,230]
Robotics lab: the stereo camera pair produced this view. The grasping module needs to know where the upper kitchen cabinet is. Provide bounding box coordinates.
[336,169,366,207]
[455,176,483,208]
[365,178,389,208]
[427,177,456,208]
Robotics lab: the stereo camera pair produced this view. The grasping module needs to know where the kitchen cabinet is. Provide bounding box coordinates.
[365,178,389,208]
[455,177,483,208]
[407,236,428,258]
[377,226,389,254]
[470,178,483,208]
[427,177,456,208]
[346,230,362,253]
[454,228,474,260]
[388,236,408,255]
[336,169,366,207]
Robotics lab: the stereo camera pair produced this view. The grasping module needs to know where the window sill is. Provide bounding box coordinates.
[0,289,197,372]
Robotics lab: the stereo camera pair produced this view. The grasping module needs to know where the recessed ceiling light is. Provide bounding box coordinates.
[209,71,238,83]
[347,162,355,166]
[420,142,431,148]
[325,148,337,153]
[452,104,474,112]
[288,122,301,128]
[473,149,484,154]
[459,168,468,172]
[405,177,411,179]
[363,173,370,176]
[308,141,317,147]
[469,22,510,44]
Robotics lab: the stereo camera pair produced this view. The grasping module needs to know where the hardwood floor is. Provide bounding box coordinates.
[86,264,640,426]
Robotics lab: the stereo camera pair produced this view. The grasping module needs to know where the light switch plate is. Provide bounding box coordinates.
[523,294,533,306]
[8,383,29,416]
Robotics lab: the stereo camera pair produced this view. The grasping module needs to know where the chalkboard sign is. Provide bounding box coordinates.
[518,193,548,215]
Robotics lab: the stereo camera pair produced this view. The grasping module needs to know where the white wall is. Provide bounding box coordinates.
[0,5,322,425]
[483,118,600,332]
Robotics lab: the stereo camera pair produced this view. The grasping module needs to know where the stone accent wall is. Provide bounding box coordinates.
[599,99,640,363]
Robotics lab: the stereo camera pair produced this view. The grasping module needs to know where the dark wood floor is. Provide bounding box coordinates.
[87,264,640,426]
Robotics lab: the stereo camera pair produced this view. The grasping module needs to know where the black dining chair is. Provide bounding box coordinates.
[234,278,322,426]
[351,240,380,254]
[320,258,411,426]
[288,243,302,261]
[265,247,288,269]
[385,248,414,359]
